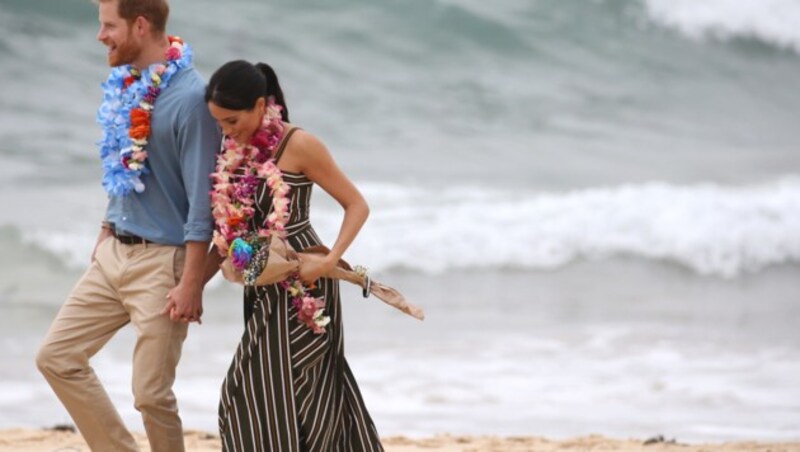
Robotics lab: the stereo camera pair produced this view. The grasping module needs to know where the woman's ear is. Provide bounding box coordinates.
[256,96,267,115]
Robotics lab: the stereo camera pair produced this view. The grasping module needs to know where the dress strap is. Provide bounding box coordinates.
[274,127,301,164]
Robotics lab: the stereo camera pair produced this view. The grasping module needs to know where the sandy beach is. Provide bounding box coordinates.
[1,428,799,452]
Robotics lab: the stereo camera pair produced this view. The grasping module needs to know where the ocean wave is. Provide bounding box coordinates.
[13,178,800,278]
[341,178,800,277]
[643,0,800,53]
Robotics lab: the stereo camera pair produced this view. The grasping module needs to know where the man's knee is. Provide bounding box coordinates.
[35,342,82,377]
[133,385,176,415]
[36,343,56,375]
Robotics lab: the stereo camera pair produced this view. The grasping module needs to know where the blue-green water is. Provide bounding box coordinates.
[1,0,799,441]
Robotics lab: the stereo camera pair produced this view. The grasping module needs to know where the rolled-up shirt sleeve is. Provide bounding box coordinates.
[178,100,221,242]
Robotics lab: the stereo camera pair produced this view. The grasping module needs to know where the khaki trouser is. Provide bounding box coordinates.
[36,237,188,452]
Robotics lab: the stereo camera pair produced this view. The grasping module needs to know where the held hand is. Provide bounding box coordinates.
[161,282,204,324]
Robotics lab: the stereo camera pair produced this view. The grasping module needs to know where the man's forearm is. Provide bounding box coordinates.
[202,249,225,286]
[180,240,211,287]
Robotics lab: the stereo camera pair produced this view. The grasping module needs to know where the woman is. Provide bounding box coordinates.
[202,60,383,451]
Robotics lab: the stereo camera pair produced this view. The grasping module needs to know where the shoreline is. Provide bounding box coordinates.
[1,429,799,451]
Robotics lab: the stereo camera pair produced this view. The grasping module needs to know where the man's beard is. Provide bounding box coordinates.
[108,33,141,67]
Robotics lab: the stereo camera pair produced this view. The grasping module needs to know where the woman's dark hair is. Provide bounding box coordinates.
[204,60,289,121]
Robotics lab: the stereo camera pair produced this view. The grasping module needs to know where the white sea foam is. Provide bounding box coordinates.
[347,332,800,439]
[643,0,800,52]
[341,177,800,277]
[5,327,798,440]
[11,177,800,278]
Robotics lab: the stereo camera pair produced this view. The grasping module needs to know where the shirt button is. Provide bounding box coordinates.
[122,216,127,221]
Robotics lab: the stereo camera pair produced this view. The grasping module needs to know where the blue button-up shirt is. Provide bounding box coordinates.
[105,67,221,245]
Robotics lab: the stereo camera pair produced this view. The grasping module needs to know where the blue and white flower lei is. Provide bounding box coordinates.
[96,40,193,196]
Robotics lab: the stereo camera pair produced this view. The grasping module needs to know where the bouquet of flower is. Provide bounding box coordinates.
[220,233,424,321]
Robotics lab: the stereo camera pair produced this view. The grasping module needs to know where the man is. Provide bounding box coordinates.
[35,0,220,450]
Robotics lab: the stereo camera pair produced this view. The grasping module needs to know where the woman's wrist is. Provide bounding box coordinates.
[323,253,339,269]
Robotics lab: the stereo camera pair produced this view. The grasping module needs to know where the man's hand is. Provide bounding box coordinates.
[161,282,203,324]
[160,240,210,324]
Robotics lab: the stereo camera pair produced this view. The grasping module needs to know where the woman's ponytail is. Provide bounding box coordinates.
[256,62,289,122]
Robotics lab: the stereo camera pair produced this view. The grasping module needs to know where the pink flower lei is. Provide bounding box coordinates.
[210,100,329,333]
[210,101,288,251]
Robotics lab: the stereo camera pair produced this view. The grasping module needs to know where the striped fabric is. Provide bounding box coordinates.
[218,129,384,451]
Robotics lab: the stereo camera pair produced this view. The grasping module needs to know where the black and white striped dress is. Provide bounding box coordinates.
[218,128,384,451]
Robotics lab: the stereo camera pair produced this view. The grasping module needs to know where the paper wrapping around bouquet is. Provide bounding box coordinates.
[220,237,299,286]
[220,236,424,321]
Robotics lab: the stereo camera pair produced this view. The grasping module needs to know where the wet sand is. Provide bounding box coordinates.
[1,428,798,451]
